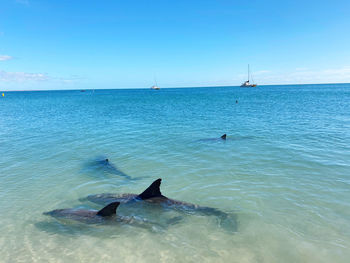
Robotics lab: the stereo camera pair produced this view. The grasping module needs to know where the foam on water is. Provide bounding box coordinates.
[1,85,350,262]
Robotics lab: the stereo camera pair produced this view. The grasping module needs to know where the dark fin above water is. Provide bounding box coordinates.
[97,202,120,217]
[137,179,162,200]
[221,134,227,140]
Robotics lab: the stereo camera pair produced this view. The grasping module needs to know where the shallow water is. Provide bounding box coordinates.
[1,84,350,262]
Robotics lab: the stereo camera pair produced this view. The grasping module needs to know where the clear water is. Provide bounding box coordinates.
[1,84,350,262]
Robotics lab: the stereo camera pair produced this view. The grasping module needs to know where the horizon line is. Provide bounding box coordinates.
[1,82,349,92]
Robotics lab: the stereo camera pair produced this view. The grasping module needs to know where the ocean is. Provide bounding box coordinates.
[0,84,349,262]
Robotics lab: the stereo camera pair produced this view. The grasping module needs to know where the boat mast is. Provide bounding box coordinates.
[248,64,250,82]
[154,74,158,87]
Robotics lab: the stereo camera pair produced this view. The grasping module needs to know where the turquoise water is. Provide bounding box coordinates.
[1,84,350,262]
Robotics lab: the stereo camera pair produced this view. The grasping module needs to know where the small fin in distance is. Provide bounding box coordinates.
[221,134,227,140]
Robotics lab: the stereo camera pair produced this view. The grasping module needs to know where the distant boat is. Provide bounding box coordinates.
[150,75,160,90]
[240,64,257,87]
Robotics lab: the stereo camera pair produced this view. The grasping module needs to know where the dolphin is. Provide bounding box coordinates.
[96,158,133,179]
[84,179,237,230]
[83,157,138,180]
[197,134,227,142]
[43,201,168,231]
[101,158,132,178]
[44,202,121,224]
[198,134,257,142]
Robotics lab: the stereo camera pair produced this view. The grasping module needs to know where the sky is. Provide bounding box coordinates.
[1,0,350,90]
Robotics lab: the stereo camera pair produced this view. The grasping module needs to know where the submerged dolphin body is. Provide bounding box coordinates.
[198,134,227,142]
[198,134,257,143]
[85,179,237,230]
[44,202,163,230]
[44,202,120,224]
[97,158,133,179]
[83,157,137,180]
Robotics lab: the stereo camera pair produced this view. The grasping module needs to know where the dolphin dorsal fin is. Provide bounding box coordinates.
[221,134,227,140]
[97,202,120,217]
[138,179,162,200]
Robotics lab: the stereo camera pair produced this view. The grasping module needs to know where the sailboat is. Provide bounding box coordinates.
[240,64,257,87]
[150,76,160,90]
[150,85,160,90]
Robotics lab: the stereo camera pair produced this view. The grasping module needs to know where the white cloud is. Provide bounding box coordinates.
[53,75,84,84]
[0,70,84,86]
[322,67,350,76]
[254,70,271,75]
[15,0,29,5]
[0,70,48,82]
[0,55,13,61]
[295,67,309,71]
[252,67,350,85]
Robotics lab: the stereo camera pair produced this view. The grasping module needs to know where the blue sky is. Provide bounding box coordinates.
[1,0,350,90]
